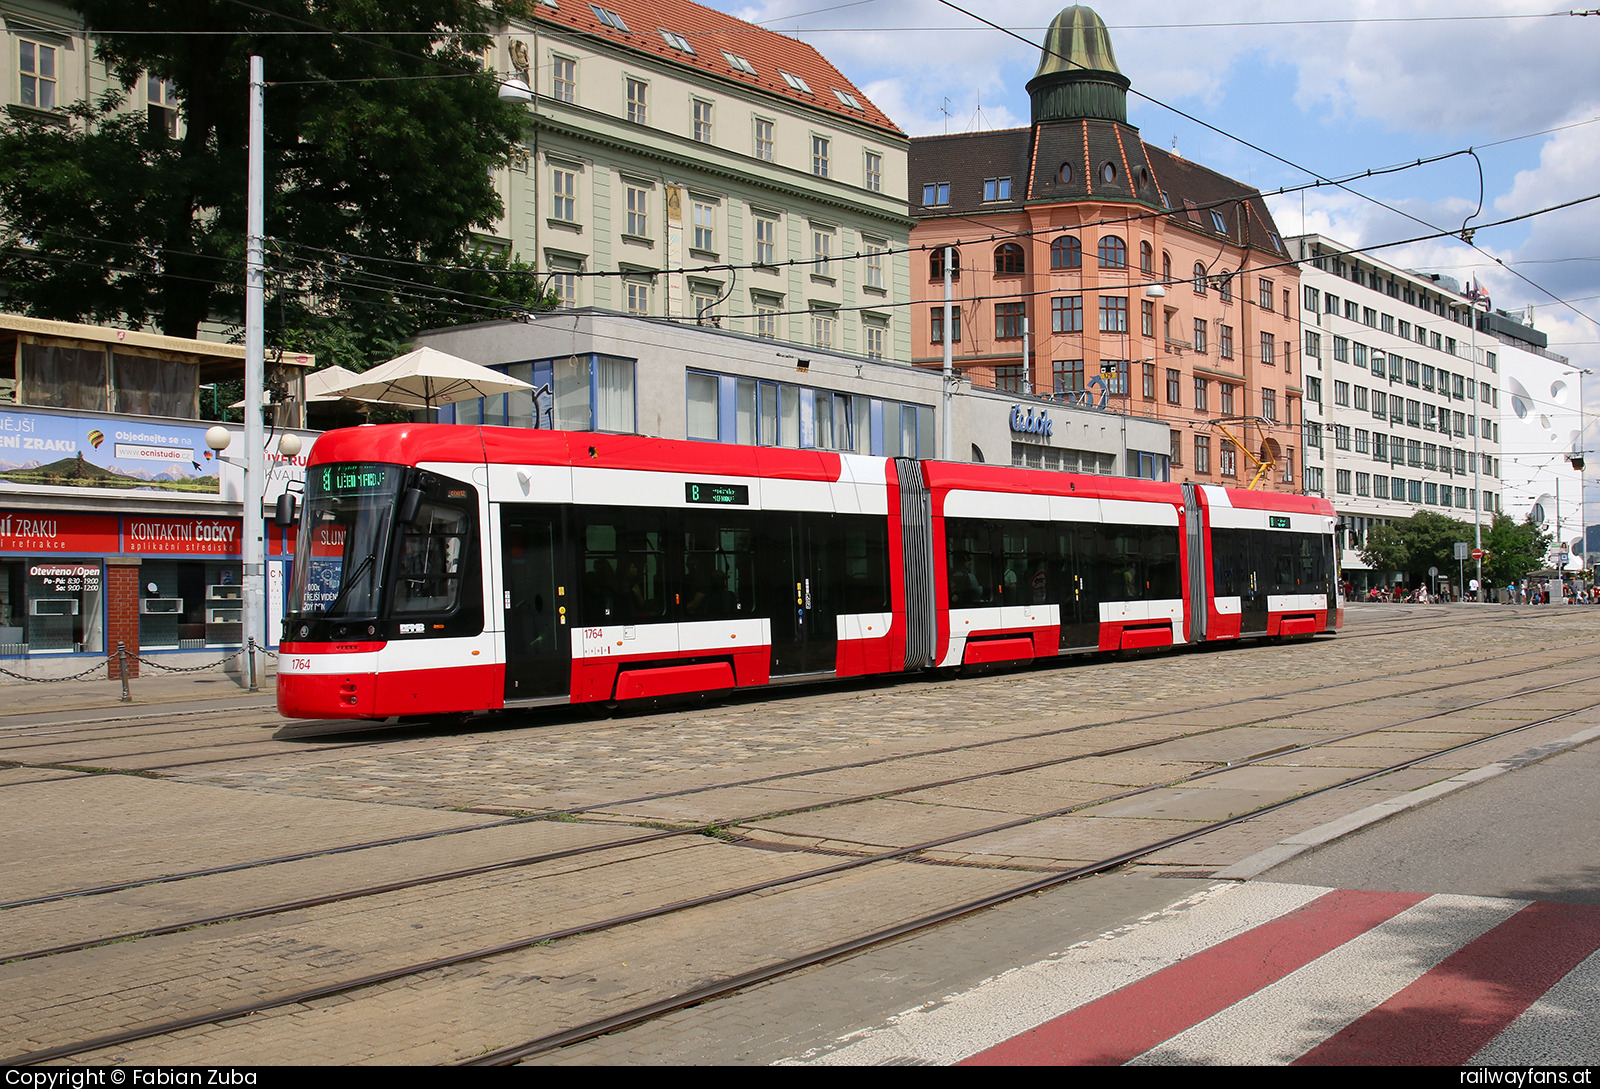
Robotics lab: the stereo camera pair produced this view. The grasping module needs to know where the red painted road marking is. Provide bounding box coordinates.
[961,888,1427,1066]
[1295,899,1600,1066]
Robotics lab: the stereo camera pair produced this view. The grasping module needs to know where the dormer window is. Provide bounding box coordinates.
[722,51,757,75]
[780,71,813,94]
[1210,210,1227,233]
[658,30,694,53]
[590,5,629,31]
[922,182,950,207]
[832,88,861,109]
[983,177,1012,202]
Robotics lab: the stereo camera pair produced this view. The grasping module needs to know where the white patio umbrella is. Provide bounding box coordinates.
[323,346,534,411]
[231,364,375,408]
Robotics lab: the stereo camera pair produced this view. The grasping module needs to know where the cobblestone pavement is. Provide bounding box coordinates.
[1,605,1597,1065]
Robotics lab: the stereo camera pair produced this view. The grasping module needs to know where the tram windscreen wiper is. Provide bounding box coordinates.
[321,550,377,616]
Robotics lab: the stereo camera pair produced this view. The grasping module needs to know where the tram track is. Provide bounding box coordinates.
[6,665,1598,968]
[13,676,1600,1067]
[5,637,1590,913]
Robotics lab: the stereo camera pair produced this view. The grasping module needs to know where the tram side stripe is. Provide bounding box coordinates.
[1293,899,1600,1066]
[960,888,1426,1067]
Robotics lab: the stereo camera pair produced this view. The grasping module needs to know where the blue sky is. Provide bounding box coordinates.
[712,0,1600,525]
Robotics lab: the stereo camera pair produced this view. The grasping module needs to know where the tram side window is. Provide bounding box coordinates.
[681,512,754,621]
[945,519,998,608]
[580,512,666,625]
[998,521,1057,606]
[1210,528,1259,598]
[1095,525,1181,602]
[835,516,889,613]
[391,502,471,616]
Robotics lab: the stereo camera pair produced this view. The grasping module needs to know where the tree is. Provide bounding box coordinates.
[1483,514,1553,587]
[0,0,549,368]
[1358,523,1411,580]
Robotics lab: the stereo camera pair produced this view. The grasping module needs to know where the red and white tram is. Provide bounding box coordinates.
[277,425,1341,720]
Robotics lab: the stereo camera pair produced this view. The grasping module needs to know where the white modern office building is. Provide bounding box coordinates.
[1291,235,1506,591]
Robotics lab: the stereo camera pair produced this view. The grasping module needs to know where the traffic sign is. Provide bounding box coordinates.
[1453,542,1470,560]
[1471,548,1487,560]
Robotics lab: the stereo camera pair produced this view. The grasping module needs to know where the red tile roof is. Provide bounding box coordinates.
[527,0,903,136]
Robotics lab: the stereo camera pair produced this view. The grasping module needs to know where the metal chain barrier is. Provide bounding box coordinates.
[0,640,262,695]
[130,647,247,673]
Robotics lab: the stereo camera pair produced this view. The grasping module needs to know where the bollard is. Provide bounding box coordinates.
[247,637,258,693]
[117,641,131,703]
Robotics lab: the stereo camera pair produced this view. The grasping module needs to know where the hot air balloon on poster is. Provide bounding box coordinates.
[86,429,104,448]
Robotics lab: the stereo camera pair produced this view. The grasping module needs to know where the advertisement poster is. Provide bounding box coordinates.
[0,409,219,494]
[0,512,121,553]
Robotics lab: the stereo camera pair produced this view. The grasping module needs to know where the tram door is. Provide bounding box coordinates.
[1213,529,1269,634]
[500,507,573,700]
[763,512,839,676]
[1056,523,1101,650]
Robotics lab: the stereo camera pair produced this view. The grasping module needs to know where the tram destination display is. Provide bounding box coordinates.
[685,482,749,506]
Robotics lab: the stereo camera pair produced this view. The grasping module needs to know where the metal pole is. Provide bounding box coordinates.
[1470,293,1483,596]
[941,246,953,461]
[243,56,266,692]
[117,641,130,702]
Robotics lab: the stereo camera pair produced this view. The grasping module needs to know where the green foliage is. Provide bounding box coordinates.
[1484,513,1553,586]
[1357,523,1411,576]
[0,0,549,362]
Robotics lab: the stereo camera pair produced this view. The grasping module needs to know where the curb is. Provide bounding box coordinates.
[1216,721,1600,880]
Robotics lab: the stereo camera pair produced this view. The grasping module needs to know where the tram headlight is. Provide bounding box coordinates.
[367,625,376,635]
[297,625,310,638]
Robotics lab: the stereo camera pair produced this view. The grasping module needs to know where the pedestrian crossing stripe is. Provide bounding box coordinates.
[788,883,1600,1066]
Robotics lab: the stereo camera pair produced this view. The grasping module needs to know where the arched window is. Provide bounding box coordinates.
[1218,270,1233,303]
[994,243,1025,275]
[1140,241,1153,274]
[1050,235,1081,270]
[1098,235,1127,269]
[1193,262,1208,294]
[930,246,961,281]
[1162,251,1172,283]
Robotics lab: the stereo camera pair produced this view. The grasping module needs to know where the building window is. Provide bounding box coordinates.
[922,182,950,207]
[1337,469,1352,495]
[1051,235,1082,269]
[552,56,576,103]
[864,322,886,361]
[1100,359,1129,395]
[591,5,630,31]
[753,215,777,265]
[994,365,1024,394]
[1334,424,1351,450]
[754,118,774,161]
[813,228,833,275]
[626,78,647,124]
[1220,383,1235,415]
[626,281,650,316]
[930,246,959,280]
[1098,235,1127,268]
[755,304,778,339]
[1220,440,1237,477]
[1140,240,1153,274]
[1262,388,1276,422]
[812,135,830,178]
[812,309,837,350]
[1054,359,1085,393]
[686,372,720,440]
[1141,361,1156,399]
[19,39,56,110]
[865,151,882,192]
[1307,376,1323,404]
[1099,295,1127,333]
[146,75,178,137]
[692,202,715,252]
[551,168,576,221]
[626,186,649,236]
[780,70,813,94]
[1356,472,1371,497]
[1193,262,1207,294]
[1052,295,1082,334]
[1260,333,1274,366]
[1218,272,1232,304]
[930,306,960,343]
[983,177,1012,201]
[863,242,885,290]
[995,302,1025,339]
[1304,330,1321,363]
[1194,435,1211,473]
[1193,319,1207,354]
[1166,368,1181,405]
[693,99,713,142]
[994,243,1025,275]
[551,271,577,308]
[1194,378,1208,412]
[1259,277,1274,311]
[1219,324,1233,360]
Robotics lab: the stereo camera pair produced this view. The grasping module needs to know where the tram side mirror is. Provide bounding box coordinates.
[273,492,297,527]
[397,486,425,526]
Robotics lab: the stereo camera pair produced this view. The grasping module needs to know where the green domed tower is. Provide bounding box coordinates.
[1027,5,1131,124]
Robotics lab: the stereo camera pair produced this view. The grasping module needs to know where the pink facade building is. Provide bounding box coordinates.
[910,6,1304,491]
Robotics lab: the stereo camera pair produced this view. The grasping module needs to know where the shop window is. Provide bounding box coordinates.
[5,560,104,654]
